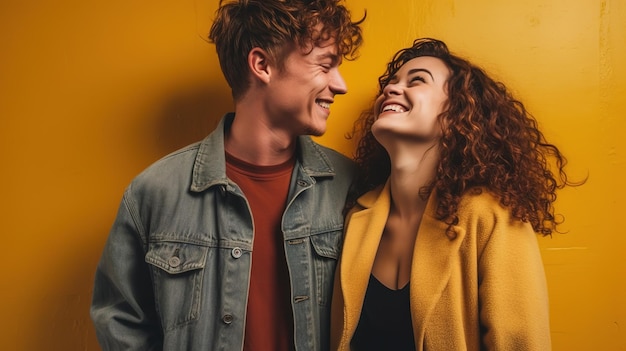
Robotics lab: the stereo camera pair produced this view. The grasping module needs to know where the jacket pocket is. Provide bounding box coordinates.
[310,229,343,306]
[145,240,208,330]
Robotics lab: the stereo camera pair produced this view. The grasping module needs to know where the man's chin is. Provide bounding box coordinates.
[304,126,326,137]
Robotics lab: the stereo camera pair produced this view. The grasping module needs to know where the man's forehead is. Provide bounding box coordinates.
[301,38,340,57]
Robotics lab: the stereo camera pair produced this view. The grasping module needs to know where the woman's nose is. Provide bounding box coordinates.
[382,82,402,96]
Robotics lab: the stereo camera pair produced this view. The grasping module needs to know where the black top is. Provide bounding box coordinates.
[351,274,416,351]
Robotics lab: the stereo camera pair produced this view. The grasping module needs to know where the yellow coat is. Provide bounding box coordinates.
[331,181,552,350]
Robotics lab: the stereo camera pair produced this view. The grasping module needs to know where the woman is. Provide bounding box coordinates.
[331,38,581,350]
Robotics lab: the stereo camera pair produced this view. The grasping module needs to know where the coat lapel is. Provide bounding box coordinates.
[339,182,390,339]
[410,191,466,347]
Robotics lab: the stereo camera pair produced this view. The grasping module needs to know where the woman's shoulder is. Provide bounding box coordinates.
[455,187,513,223]
[454,187,536,241]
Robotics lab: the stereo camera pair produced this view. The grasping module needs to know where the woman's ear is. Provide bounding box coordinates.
[248,47,271,84]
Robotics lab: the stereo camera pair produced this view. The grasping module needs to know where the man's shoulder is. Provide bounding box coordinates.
[315,143,351,161]
[125,141,211,200]
[137,142,202,180]
[322,147,354,170]
[133,114,228,185]
[303,137,355,170]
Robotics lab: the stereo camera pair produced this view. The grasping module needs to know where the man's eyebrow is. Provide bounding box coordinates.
[316,52,340,64]
[407,68,435,81]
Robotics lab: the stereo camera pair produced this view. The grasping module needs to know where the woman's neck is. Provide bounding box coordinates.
[386,142,439,219]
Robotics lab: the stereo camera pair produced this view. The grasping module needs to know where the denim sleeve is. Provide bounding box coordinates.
[90,186,163,350]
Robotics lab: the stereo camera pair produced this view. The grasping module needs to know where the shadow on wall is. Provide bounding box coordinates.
[27,80,233,350]
[153,82,232,156]
[113,79,234,175]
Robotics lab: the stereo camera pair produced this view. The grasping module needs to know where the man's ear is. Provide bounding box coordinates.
[248,47,271,84]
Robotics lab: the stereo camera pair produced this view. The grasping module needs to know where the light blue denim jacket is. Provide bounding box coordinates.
[91,114,355,350]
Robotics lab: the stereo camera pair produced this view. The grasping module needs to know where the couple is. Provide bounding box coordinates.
[90,0,576,350]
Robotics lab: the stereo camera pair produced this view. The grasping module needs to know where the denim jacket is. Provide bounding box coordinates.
[90,114,355,350]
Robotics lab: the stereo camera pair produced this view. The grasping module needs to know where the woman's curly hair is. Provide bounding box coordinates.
[348,38,582,236]
[209,0,365,100]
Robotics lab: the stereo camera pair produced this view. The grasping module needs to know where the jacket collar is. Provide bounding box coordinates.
[190,113,337,192]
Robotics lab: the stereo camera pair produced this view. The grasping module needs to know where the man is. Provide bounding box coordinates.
[90,0,364,349]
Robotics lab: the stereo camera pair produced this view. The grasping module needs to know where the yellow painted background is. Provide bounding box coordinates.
[1,0,624,349]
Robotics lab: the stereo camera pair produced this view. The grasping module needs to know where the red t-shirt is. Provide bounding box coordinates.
[226,151,295,351]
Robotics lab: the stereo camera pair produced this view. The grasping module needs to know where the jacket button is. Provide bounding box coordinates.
[168,256,181,268]
[222,314,233,324]
[231,247,242,258]
[297,180,308,187]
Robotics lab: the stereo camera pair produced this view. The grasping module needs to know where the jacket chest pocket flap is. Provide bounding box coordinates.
[145,240,208,273]
[145,240,209,329]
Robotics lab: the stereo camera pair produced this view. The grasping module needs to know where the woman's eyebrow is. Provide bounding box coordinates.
[407,68,435,81]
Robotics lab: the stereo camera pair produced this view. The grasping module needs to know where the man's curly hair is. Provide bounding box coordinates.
[209,0,364,100]
[348,38,582,236]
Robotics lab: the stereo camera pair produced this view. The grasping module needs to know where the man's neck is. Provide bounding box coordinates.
[225,110,297,166]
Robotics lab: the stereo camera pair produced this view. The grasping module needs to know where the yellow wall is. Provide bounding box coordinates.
[1,0,623,349]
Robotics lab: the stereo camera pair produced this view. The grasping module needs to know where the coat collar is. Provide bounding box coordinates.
[340,179,466,346]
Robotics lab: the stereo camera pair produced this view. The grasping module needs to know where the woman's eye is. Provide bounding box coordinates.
[410,76,426,83]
